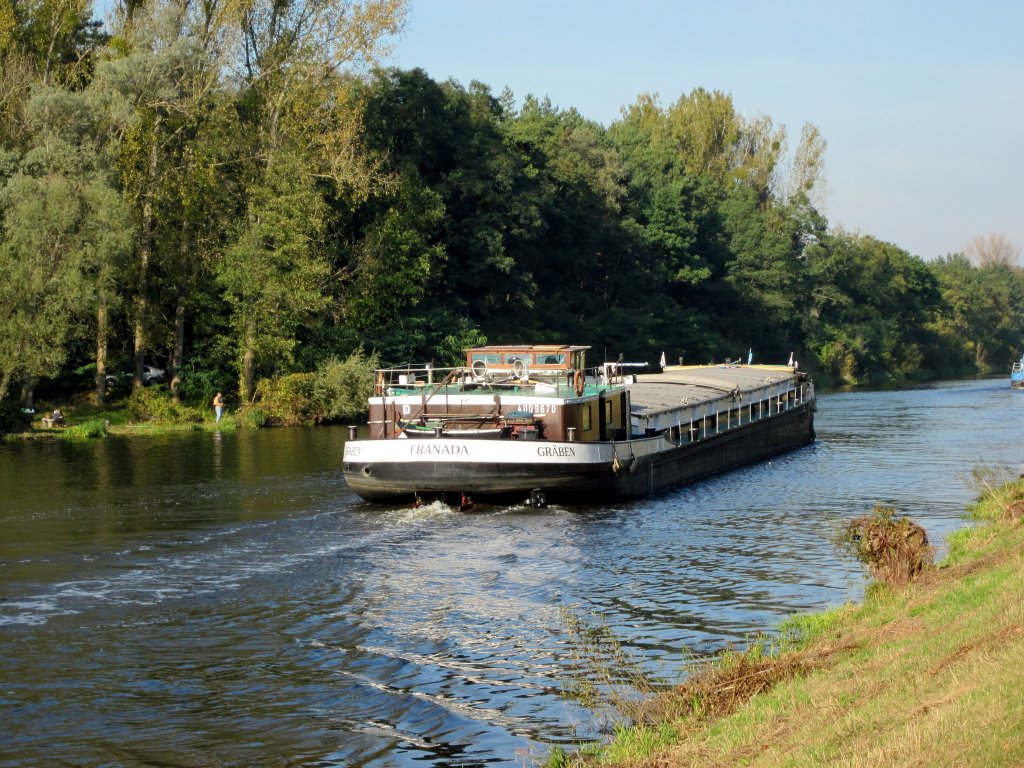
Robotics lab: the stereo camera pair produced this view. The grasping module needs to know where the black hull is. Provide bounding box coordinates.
[611,401,814,499]
[344,402,815,505]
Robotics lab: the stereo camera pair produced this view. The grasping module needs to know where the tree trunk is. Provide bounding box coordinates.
[95,295,108,406]
[133,115,161,391]
[20,380,34,410]
[171,289,186,402]
[240,313,256,403]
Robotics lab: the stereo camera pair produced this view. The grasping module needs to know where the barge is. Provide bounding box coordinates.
[342,345,815,506]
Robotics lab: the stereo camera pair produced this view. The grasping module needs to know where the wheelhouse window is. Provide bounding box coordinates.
[537,352,566,366]
[470,353,502,365]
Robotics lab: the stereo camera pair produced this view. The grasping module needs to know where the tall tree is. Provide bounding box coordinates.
[964,232,1021,267]
[219,0,405,400]
[219,149,328,399]
[0,83,131,402]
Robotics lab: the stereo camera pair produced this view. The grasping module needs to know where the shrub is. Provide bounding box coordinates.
[967,464,1024,522]
[312,350,379,423]
[235,405,267,430]
[252,350,379,426]
[255,373,318,426]
[0,400,32,435]
[175,367,229,408]
[126,387,204,424]
[840,505,933,587]
[64,419,108,439]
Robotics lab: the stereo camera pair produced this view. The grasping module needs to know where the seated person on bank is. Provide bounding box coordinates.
[51,408,65,426]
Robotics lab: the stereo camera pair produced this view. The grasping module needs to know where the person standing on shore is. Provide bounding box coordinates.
[213,391,225,422]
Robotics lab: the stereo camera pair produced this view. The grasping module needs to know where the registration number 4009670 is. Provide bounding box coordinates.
[512,403,558,415]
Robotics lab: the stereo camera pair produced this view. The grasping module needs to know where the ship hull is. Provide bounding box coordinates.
[343,401,815,504]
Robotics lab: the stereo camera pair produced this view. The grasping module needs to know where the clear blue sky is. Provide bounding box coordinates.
[387,0,1024,260]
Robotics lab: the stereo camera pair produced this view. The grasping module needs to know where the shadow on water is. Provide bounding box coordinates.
[0,378,1022,766]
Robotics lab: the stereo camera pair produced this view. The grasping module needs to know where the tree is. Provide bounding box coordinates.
[218,149,329,401]
[804,232,941,384]
[0,172,85,400]
[964,232,1021,267]
[0,83,131,403]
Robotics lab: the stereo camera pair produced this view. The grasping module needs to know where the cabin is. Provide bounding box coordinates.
[366,345,631,442]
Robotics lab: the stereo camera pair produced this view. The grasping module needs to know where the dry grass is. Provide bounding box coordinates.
[562,478,1024,768]
[842,505,934,587]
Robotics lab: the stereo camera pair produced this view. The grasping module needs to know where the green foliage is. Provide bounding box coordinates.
[218,148,330,400]
[559,606,660,727]
[776,605,854,650]
[0,400,32,435]
[802,232,945,384]
[966,463,1022,522]
[235,405,268,430]
[435,328,487,367]
[63,419,107,439]
[254,373,318,427]
[126,387,204,424]
[312,350,379,423]
[174,367,229,409]
[601,722,679,763]
[3,37,1022,405]
[251,349,379,425]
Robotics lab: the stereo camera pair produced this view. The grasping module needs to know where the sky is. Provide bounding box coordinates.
[385,0,1024,260]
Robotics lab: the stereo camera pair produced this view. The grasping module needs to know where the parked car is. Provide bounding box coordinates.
[141,364,165,384]
[104,364,165,386]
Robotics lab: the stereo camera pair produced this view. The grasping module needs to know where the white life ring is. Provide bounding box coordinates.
[471,359,488,380]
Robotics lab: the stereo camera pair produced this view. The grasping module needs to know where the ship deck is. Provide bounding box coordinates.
[630,364,799,417]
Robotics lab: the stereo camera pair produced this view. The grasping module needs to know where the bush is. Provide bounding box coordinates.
[174,367,230,408]
[255,373,318,426]
[252,350,379,427]
[235,405,267,430]
[840,505,933,587]
[967,464,1024,523]
[64,419,108,439]
[0,400,32,435]
[312,350,379,423]
[126,387,204,424]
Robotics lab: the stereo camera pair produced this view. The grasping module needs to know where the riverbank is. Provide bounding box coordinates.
[554,474,1024,767]
[5,412,236,439]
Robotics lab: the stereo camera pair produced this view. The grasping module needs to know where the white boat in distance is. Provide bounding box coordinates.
[342,345,815,507]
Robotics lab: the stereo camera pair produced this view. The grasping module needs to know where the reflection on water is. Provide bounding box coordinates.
[0,379,1021,766]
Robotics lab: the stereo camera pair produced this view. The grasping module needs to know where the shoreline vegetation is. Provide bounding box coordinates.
[1,350,377,440]
[2,0,1024,413]
[548,469,1024,767]
[2,370,1005,442]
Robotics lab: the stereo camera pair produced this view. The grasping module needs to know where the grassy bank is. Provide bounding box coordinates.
[555,473,1024,767]
[4,403,236,440]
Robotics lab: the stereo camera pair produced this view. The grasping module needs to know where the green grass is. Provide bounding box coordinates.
[62,419,108,439]
[5,403,239,440]
[554,475,1024,767]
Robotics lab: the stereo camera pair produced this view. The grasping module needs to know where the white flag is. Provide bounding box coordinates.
[659,351,667,368]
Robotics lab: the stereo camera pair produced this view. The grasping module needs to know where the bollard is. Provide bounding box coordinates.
[566,427,576,442]
[347,425,357,440]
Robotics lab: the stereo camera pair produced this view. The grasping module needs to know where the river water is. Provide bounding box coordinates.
[0,378,1021,766]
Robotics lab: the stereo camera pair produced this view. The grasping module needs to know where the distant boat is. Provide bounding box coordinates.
[1012,355,1024,389]
[342,344,816,506]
